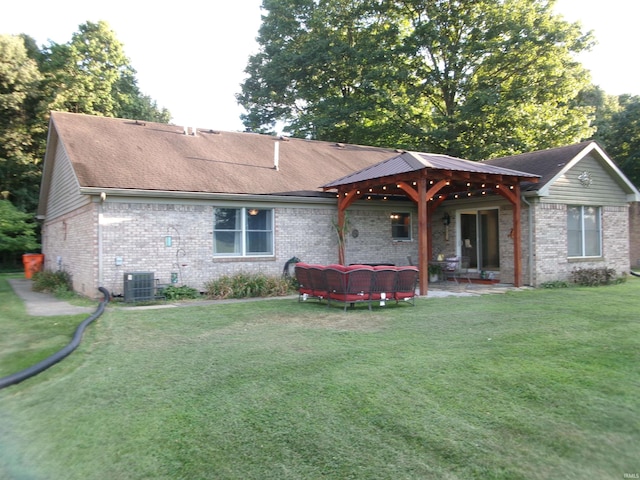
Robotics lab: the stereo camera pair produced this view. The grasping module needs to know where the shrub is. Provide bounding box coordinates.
[539,280,570,289]
[162,285,200,301]
[204,272,295,300]
[32,270,72,295]
[570,267,618,286]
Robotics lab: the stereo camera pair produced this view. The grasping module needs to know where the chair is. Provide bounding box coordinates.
[394,266,419,305]
[370,266,397,307]
[443,256,471,284]
[307,265,329,301]
[326,266,373,311]
[294,263,314,301]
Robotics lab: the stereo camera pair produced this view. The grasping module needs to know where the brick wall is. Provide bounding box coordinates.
[97,201,418,297]
[533,203,631,284]
[41,202,98,297]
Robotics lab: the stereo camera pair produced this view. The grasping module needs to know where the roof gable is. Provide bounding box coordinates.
[483,141,640,201]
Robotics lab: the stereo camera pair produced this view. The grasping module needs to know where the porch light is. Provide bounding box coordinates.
[466,182,471,187]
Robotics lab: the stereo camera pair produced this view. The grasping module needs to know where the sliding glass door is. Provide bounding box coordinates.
[458,209,500,270]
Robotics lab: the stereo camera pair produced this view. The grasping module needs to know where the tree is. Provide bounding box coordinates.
[594,94,640,188]
[0,34,43,212]
[0,199,39,260]
[239,0,595,159]
[41,21,169,121]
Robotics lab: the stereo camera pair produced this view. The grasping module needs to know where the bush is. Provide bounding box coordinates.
[204,272,295,300]
[32,270,72,295]
[539,280,570,289]
[161,285,200,301]
[570,267,618,286]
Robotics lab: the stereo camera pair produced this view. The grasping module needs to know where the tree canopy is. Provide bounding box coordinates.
[238,0,595,159]
[0,22,170,215]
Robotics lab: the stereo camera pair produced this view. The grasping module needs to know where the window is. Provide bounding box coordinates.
[390,212,411,240]
[213,207,273,257]
[567,206,601,257]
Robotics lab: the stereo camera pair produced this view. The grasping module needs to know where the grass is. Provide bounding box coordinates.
[0,274,639,479]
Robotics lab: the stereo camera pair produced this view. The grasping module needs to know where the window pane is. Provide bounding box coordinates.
[567,206,582,256]
[214,231,241,254]
[214,208,239,230]
[584,207,601,256]
[246,209,271,230]
[246,231,273,255]
[391,213,411,240]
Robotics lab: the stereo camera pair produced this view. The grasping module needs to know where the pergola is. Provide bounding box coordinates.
[322,151,539,295]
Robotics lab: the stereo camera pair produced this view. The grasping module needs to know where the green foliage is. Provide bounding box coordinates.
[570,267,619,286]
[161,284,200,301]
[31,269,72,295]
[204,272,294,299]
[0,35,44,212]
[592,93,640,188]
[0,25,171,216]
[0,200,39,254]
[239,0,595,158]
[539,280,570,289]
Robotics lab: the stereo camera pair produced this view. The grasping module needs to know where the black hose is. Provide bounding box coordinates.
[0,287,110,390]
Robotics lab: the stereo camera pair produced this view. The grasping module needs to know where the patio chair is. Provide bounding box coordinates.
[394,266,419,305]
[370,266,398,307]
[307,264,329,301]
[443,256,471,284]
[294,263,314,301]
[326,266,373,311]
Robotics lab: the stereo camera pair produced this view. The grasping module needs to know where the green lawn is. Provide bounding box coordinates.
[1,275,639,479]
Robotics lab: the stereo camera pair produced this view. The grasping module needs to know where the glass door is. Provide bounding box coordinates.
[458,209,500,270]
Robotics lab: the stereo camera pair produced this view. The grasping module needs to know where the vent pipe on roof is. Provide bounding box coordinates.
[274,141,280,171]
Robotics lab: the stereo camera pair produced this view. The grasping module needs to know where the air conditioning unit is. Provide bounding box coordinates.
[123,272,155,303]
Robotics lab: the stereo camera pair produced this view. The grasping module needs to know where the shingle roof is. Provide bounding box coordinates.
[49,112,400,196]
[481,142,594,191]
[323,151,539,189]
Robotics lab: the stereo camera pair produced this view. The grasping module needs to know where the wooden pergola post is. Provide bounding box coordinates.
[494,183,523,287]
[417,176,429,295]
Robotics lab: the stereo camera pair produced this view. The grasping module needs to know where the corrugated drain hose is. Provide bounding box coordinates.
[0,287,110,390]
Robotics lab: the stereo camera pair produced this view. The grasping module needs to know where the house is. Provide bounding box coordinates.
[37,112,640,298]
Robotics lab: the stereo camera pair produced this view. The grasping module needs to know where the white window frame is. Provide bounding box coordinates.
[567,205,602,258]
[390,212,412,241]
[213,207,274,257]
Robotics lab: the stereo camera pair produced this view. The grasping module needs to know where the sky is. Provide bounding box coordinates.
[1,0,638,132]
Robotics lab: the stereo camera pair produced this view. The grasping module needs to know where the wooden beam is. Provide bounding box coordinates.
[418,177,429,295]
[511,183,522,287]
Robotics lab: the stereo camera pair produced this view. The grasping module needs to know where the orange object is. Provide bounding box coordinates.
[22,253,44,279]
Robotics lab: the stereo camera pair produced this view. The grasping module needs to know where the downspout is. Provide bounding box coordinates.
[521,195,534,286]
[98,194,105,290]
